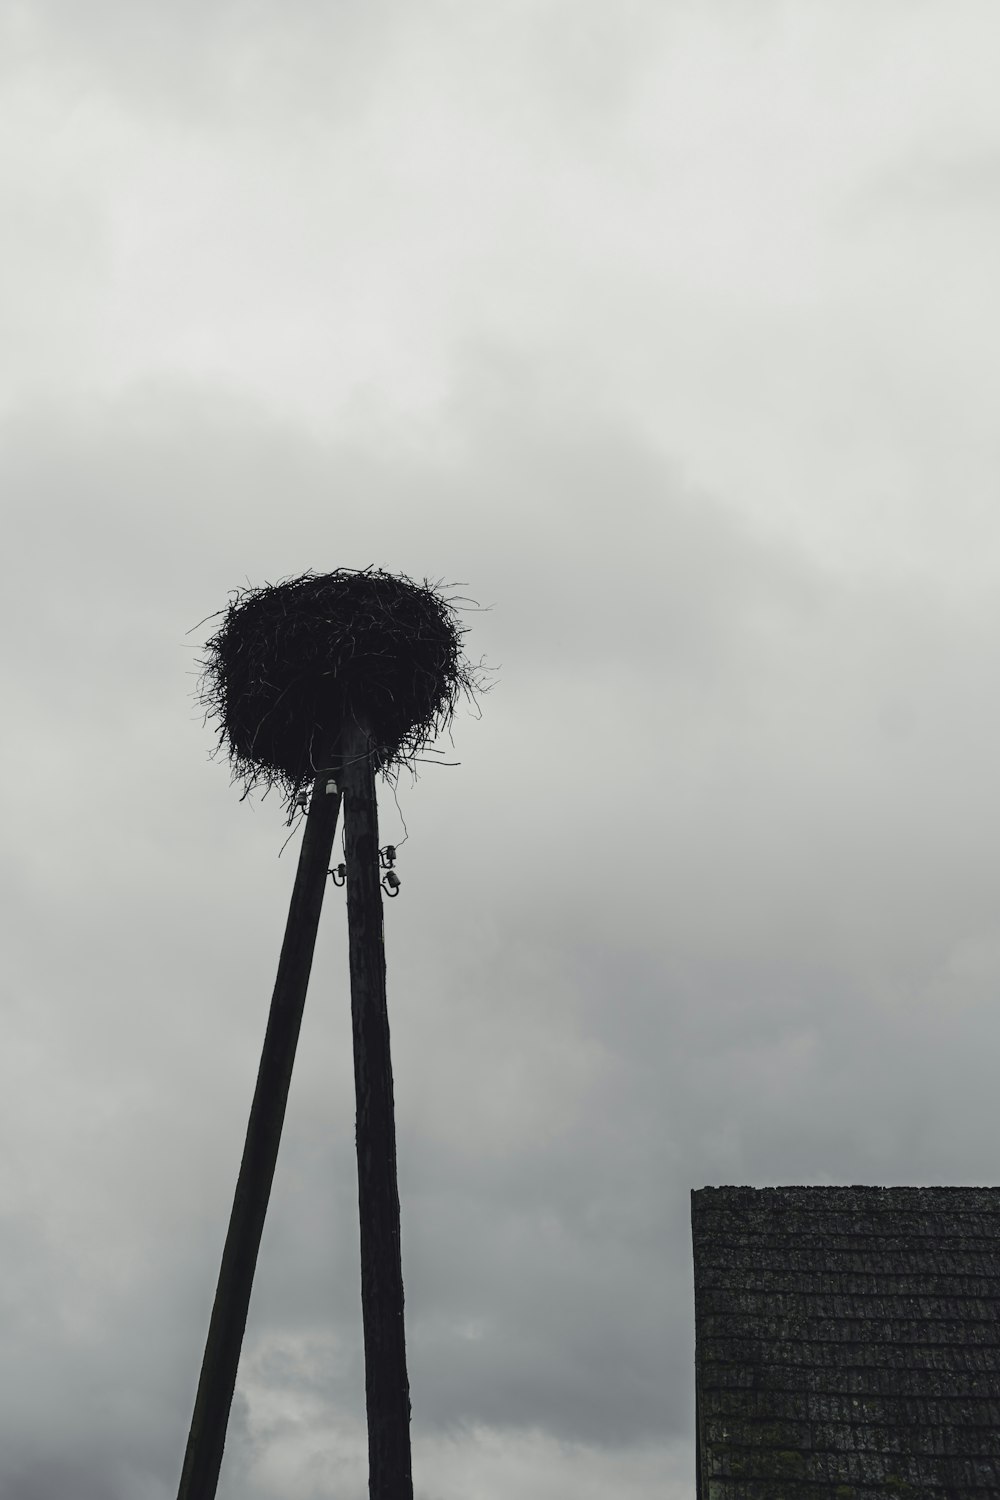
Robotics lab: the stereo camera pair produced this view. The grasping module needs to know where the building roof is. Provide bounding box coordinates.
[691,1186,1000,1499]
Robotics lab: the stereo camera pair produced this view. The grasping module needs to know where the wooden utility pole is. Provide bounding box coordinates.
[181,567,481,1500]
[177,752,343,1500]
[340,714,413,1500]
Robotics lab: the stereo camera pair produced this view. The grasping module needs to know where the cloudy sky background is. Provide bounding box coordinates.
[4,2,1000,1496]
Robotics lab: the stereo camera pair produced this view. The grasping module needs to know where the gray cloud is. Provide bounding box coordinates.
[3,5,1000,1499]
[4,346,1000,1475]
[8,364,1000,1499]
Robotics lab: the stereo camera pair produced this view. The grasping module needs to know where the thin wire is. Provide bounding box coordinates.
[278,819,302,858]
[389,780,409,850]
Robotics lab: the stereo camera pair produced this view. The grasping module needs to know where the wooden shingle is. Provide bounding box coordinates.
[692,1186,1000,1498]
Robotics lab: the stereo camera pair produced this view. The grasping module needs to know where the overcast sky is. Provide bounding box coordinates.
[4,3,1000,1497]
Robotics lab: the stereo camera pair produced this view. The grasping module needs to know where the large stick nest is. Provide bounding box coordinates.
[198,568,485,805]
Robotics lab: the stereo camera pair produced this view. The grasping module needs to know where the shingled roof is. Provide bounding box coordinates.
[691,1186,1000,1499]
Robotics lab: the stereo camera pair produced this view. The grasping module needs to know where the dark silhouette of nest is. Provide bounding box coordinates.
[198,568,485,806]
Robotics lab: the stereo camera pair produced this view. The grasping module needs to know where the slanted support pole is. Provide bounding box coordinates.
[177,752,343,1500]
[341,714,413,1500]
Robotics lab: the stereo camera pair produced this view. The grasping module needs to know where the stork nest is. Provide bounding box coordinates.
[198,568,485,806]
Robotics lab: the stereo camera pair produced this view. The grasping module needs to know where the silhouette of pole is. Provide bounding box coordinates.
[182,568,482,1499]
[177,752,343,1500]
[341,714,413,1500]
